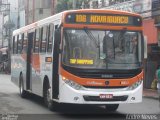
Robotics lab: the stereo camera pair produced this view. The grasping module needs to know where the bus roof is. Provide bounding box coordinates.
[63,9,141,17]
[13,9,141,35]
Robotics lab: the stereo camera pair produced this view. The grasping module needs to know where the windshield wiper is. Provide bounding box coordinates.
[84,27,100,48]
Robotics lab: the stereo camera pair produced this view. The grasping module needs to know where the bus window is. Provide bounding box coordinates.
[12,36,15,54]
[13,35,18,54]
[23,32,28,52]
[34,29,40,53]
[18,34,23,53]
[21,33,24,51]
[47,23,54,53]
[40,26,47,53]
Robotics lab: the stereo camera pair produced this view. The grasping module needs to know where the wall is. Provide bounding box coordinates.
[143,19,157,44]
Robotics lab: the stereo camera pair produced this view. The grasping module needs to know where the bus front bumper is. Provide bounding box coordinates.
[58,79,143,105]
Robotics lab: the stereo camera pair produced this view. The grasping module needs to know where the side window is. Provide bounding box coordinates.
[13,35,18,54]
[21,33,24,52]
[18,34,23,53]
[47,23,54,53]
[34,29,40,53]
[12,36,15,54]
[23,32,28,52]
[40,26,47,53]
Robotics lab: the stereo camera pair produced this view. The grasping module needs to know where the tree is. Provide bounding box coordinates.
[55,0,90,13]
[55,0,72,13]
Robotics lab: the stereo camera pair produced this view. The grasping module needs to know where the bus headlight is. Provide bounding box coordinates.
[62,77,84,90]
[128,80,142,90]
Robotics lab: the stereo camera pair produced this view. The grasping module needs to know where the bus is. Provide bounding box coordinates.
[11,9,146,111]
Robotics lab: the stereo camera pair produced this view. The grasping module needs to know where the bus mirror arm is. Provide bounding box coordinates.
[143,36,147,59]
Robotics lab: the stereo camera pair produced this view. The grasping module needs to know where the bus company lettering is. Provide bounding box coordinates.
[90,15,129,24]
[87,81,103,86]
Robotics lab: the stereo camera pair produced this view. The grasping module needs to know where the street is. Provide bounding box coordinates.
[0,74,160,120]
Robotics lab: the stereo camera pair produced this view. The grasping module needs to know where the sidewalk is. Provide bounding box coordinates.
[143,89,159,100]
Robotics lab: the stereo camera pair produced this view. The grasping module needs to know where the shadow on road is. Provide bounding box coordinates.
[23,92,45,107]
[22,93,126,120]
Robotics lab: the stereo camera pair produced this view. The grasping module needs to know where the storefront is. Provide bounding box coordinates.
[155,15,160,45]
[143,18,159,89]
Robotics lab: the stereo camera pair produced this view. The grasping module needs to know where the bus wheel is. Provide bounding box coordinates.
[43,82,58,111]
[19,74,28,98]
[105,104,119,112]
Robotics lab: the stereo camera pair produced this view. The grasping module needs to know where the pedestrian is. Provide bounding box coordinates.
[156,66,160,96]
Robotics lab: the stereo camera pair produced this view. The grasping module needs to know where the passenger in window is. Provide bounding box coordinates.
[131,36,138,54]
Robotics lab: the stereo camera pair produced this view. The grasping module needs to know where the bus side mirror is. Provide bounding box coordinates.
[144,36,147,59]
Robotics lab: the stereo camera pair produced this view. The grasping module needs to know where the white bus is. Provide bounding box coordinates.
[11,9,145,111]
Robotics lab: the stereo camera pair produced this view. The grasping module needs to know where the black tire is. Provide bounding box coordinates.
[105,104,119,112]
[43,81,58,111]
[19,74,28,98]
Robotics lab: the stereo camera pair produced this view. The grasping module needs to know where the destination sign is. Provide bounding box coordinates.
[65,13,142,26]
[70,59,93,65]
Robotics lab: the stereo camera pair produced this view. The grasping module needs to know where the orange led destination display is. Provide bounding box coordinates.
[76,15,129,24]
[65,13,142,26]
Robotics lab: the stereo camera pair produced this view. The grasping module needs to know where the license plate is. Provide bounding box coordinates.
[99,94,113,99]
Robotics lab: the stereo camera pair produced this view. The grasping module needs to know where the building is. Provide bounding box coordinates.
[18,0,57,27]
[0,0,17,48]
[152,0,160,46]
[81,0,132,9]
[142,0,160,89]
[0,15,2,48]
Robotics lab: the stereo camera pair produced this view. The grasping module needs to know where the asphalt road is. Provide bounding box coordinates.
[0,74,160,120]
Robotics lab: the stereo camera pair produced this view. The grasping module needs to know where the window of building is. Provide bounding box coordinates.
[152,0,160,10]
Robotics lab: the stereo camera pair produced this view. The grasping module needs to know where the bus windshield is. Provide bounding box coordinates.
[62,29,142,70]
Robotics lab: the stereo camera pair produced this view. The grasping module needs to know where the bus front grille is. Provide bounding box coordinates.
[83,95,128,102]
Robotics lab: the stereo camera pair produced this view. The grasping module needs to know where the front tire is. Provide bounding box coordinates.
[19,74,28,98]
[105,104,119,112]
[43,82,58,111]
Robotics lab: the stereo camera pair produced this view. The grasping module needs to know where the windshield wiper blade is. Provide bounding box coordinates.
[84,27,99,48]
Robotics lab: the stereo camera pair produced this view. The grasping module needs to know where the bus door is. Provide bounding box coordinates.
[26,32,34,90]
[52,25,61,99]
